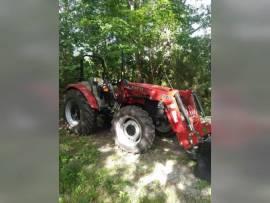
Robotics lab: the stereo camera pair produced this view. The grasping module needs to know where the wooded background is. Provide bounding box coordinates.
[59,0,211,114]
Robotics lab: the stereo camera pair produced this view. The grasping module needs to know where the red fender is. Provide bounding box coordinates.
[66,83,99,110]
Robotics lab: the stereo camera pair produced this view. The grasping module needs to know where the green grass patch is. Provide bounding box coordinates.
[59,129,131,203]
[138,181,167,203]
[194,179,210,190]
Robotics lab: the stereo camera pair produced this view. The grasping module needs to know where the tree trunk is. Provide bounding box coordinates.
[128,0,135,10]
[135,52,144,82]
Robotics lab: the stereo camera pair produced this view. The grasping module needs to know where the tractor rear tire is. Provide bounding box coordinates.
[64,89,96,135]
[112,106,155,153]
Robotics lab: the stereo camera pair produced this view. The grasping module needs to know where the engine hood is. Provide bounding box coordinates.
[129,82,174,92]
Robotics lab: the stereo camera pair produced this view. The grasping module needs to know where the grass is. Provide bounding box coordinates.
[195,179,210,191]
[59,129,131,203]
[59,128,211,203]
[138,181,167,203]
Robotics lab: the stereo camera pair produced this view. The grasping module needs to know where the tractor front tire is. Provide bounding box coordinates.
[155,116,175,137]
[64,89,96,135]
[112,106,155,153]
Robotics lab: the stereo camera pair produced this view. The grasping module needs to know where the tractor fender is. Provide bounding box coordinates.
[65,83,99,110]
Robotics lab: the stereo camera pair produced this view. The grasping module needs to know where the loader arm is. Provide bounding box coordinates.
[116,81,211,150]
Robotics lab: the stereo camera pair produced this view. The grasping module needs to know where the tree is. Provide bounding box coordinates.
[59,0,211,114]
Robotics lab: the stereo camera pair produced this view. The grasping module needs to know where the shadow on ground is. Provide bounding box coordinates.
[84,129,211,203]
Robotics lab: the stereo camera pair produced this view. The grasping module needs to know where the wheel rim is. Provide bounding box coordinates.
[115,116,142,147]
[65,100,80,127]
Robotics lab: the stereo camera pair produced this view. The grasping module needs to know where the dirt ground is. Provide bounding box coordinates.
[85,129,211,203]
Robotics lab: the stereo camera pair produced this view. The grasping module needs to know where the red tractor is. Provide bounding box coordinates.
[64,54,211,160]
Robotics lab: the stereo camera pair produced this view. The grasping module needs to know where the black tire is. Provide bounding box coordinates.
[155,117,175,137]
[96,113,112,129]
[112,106,155,153]
[64,89,96,135]
[195,140,211,182]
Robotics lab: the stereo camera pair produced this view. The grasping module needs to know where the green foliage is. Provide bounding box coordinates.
[194,179,210,191]
[59,0,211,114]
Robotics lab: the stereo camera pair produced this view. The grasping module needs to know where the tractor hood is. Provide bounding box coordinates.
[128,82,193,97]
[129,82,174,92]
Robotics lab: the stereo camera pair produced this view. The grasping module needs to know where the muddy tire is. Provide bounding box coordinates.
[112,106,155,153]
[64,89,96,135]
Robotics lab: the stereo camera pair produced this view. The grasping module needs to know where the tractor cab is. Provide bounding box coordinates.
[80,77,115,110]
[76,53,118,110]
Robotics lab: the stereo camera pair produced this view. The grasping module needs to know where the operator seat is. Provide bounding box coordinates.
[81,78,106,109]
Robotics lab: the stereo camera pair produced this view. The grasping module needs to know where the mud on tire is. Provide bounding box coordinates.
[112,106,155,153]
[64,89,96,135]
